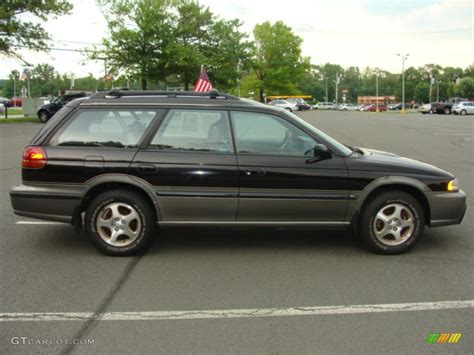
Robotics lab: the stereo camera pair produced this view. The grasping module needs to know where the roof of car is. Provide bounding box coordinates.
[72,89,271,111]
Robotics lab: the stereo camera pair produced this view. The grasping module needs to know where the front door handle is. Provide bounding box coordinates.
[245,169,266,176]
[138,164,157,173]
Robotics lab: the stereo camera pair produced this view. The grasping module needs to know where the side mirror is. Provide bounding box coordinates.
[313,144,332,160]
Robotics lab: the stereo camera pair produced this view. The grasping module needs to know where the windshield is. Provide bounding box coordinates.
[284,111,353,157]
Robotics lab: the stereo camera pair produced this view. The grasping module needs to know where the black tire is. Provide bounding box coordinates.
[38,110,49,123]
[359,190,424,254]
[460,110,467,116]
[443,107,451,115]
[85,189,156,256]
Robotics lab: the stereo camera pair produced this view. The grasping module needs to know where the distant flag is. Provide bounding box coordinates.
[193,65,212,92]
[19,69,29,81]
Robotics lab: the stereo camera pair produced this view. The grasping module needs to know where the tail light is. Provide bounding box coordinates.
[22,146,47,169]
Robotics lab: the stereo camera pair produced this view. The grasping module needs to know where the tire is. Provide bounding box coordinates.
[359,190,424,254]
[85,189,156,256]
[38,110,49,123]
[460,110,467,116]
[443,107,451,115]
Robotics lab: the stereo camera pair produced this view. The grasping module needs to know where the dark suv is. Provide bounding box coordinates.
[10,90,466,256]
[37,93,88,123]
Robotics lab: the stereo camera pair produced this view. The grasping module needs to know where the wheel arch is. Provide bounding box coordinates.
[350,178,431,230]
[72,174,160,229]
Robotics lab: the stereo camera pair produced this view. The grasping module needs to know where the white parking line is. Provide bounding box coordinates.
[0,300,472,322]
[16,221,66,225]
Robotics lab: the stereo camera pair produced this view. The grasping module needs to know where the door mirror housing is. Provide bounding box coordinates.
[313,143,332,159]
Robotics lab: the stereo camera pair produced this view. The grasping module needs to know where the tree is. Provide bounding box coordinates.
[250,21,310,102]
[455,77,474,98]
[0,1,72,56]
[94,0,175,89]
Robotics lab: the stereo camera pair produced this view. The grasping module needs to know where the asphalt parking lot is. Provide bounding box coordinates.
[0,110,473,354]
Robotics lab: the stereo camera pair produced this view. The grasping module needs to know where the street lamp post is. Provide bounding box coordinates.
[436,80,442,102]
[325,78,328,102]
[397,53,409,113]
[376,71,379,112]
[334,73,341,103]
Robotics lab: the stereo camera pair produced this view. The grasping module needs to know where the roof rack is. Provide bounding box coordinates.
[90,89,239,100]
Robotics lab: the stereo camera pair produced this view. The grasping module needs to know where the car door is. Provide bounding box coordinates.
[131,108,239,222]
[230,110,350,224]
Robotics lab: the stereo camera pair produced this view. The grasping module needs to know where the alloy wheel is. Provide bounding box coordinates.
[95,202,142,247]
[372,203,415,246]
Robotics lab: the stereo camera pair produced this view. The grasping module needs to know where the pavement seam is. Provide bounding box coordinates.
[61,255,142,355]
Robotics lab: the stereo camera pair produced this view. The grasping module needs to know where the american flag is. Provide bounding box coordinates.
[193,65,213,92]
[19,69,29,80]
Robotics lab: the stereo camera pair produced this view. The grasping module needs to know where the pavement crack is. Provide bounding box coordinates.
[61,255,142,355]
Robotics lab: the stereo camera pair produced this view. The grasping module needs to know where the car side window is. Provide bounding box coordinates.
[230,111,315,156]
[49,110,157,148]
[150,109,233,153]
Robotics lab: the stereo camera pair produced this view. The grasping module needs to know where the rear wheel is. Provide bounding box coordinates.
[38,110,49,123]
[85,189,156,256]
[360,190,424,254]
[443,107,451,115]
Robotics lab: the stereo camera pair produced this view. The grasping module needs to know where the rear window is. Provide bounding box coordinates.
[49,109,158,148]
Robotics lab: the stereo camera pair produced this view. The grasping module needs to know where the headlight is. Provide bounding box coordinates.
[447,179,459,192]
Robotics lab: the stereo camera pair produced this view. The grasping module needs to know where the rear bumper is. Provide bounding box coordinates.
[10,184,82,223]
[427,190,467,227]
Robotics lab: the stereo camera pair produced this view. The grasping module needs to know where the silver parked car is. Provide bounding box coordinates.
[313,102,334,110]
[339,103,358,111]
[452,101,474,116]
[268,99,298,112]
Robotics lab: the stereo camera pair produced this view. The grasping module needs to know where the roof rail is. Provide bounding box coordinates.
[90,89,239,100]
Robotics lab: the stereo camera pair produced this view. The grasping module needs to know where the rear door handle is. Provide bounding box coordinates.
[138,164,157,173]
[245,169,266,176]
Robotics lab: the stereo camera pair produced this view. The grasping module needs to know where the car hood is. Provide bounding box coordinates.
[351,147,453,179]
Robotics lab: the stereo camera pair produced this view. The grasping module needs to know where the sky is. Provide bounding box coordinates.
[1,0,473,79]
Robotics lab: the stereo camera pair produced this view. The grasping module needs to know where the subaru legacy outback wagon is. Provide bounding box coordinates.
[10,90,466,256]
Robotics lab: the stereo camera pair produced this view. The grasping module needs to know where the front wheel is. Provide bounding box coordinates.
[460,110,467,116]
[444,107,451,115]
[85,189,156,256]
[38,110,49,123]
[359,191,424,254]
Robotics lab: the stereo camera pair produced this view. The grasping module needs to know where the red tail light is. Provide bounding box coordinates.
[22,146,47,169]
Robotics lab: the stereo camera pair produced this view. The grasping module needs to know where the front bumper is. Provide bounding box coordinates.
[10,184,82,223]
[427,190,467,227]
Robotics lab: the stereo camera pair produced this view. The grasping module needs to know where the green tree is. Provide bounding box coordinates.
[0,0,72,56]
[250,21,310,102]
[455,77,474,98]
[95,0,175,89]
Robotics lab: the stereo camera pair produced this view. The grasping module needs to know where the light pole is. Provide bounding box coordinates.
[397,53,409,113]
[376,71,379,112]
[436,80,442,102]
[325,77,328,102]
[334,73,341,103]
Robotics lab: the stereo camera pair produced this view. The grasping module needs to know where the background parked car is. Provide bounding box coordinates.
[10,97,22,107]
[268,99,298,112]
[433,102,453,115]
[0,97,12,108]
[286,98,311,111]
[453,101,474,115]
[363,104,387,112]
[339,103,358,111]
[37,92,87,123]
[313,102,334,110]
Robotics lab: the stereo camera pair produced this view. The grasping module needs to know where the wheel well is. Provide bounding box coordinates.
[73,182,158,229]
[358,184,430,226]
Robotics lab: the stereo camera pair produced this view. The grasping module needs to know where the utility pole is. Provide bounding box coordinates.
[334,73,341,103]
[376,71,379,112]
[13,76,16,106]
[436,80,442,102]
[325,78,328,102]
[397,53,409,113]
[429,75,433,103]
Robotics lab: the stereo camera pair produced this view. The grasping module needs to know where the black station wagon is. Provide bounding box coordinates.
[10,90,466,256]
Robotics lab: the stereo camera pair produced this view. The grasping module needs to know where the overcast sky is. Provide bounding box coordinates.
[1,0,473,78]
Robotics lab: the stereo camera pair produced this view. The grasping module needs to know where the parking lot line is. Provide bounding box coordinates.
[1,300,472,322]
[16,221,66,225]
